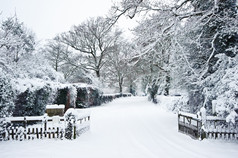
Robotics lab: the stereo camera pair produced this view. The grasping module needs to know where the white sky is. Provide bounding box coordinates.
[0,0,139,41]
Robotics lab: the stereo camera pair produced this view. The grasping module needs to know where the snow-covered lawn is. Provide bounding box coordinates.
[0,96,237,158]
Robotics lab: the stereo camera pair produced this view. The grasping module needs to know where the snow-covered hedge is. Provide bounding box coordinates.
[13,85,54,116]
[207,54,238,122]
[0,69,15,118]
[53,83,102,109]
[75,84,101,108]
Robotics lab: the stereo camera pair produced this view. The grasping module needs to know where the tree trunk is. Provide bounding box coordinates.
[149,83,158,104]
[119,84,122,93]
[55,61,58,71]
[164,75,170,96]
[119,77,123,93]
[96,70,100,78]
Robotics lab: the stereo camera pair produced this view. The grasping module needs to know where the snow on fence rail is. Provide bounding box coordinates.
[1,111,90,141]
[178,111,238,140]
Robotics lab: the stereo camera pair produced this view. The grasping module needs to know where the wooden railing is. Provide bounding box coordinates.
[178,111,238,140]
[178,112,202,139]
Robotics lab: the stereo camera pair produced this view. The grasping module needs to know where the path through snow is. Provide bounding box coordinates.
[0,96,237,158]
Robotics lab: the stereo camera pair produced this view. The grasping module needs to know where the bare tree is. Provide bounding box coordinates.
[58,17,122,78]
[44,37,90,82]
[103,40,134,93]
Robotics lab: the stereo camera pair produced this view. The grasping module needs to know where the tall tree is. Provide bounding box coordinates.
[0,16,35,63]
[43,37,87,82]
[112,0,238,115]
[58,17,121,78]
[103,40,134,93]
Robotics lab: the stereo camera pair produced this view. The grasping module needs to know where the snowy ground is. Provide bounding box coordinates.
[0,96,237,158]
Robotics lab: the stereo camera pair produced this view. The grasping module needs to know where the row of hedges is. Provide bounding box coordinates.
[12,83,101,117]
[8,81,132,117]
[54,85,102,110]
[100,93,132,104]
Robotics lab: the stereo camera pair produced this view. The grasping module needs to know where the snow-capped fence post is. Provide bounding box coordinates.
[198,107,207,140]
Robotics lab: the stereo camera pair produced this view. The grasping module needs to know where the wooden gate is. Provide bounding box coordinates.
[178,111,238,140]
[178,112,202,139]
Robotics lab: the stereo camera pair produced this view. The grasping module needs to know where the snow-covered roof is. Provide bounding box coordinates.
[46,104,65,109]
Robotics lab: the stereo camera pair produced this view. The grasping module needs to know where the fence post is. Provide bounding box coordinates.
[24,117,27,128]
[73,119,76,139]
[36,128,39,139]
[44,115,47,134]
[24,117,27,140]
[199,107,206,140]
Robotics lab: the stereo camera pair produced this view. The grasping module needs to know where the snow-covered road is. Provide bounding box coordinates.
[1,96,237,158]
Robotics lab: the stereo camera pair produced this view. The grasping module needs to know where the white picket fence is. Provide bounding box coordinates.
[2,112,90,141]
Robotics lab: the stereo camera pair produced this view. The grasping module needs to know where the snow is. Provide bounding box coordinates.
[226,110,238,124]
[156,95,186,112]
[65,108,91,120]
[179,111,198,119]
[0,97,238,158]
[5,116,44,122]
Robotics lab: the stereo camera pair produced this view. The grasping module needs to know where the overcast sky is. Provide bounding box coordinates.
[0,0,138,42]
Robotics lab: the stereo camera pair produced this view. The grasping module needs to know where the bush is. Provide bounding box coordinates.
[0,72,15,118]
[64,109,77,140]
[54,87,68,109]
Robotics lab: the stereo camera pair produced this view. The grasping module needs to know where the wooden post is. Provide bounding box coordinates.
[44,128,47,138]
[11,127,14,140]
[24,128,27,140]
[73,120,76,139]
[44,119,47,132]
[48,127,51,139]
[178,114,180,132]
[36,128,39,139]
[56,127,59,138]
[24,117,27,128]
[40,128,43,139]
[15,127,18,141]
[52,127,55,139]
[27,128,30,140]
[60,129,63,140]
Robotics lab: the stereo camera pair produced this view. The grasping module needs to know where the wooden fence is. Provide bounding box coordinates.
[2,114,90,141]
[178,111,238,140]
[178,113,202,139]
[6,126,64,140]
